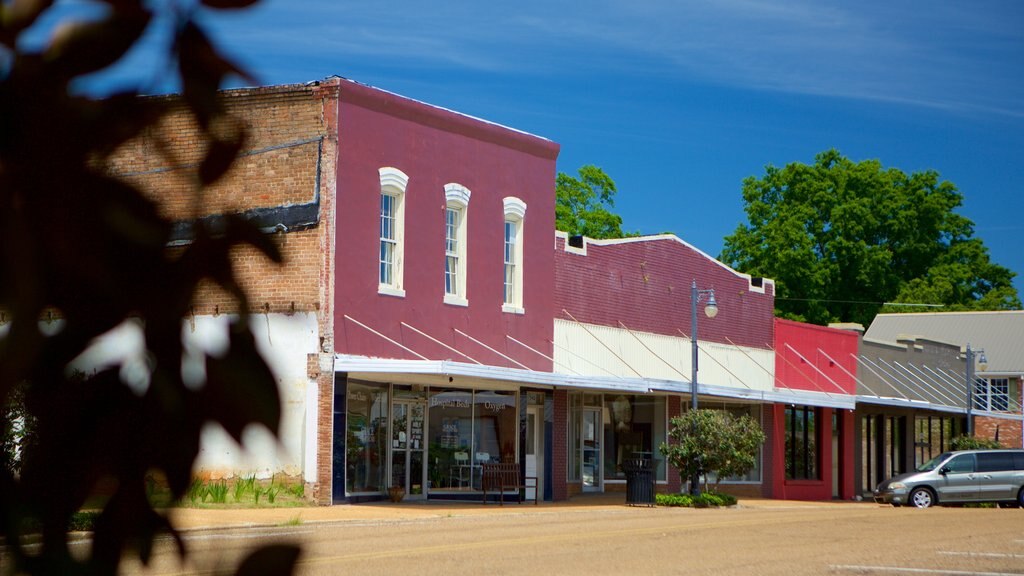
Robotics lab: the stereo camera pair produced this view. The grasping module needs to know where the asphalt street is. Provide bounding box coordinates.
[99,495,1024,575]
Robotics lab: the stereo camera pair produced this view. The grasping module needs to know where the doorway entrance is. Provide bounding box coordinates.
[526,405,544,500]
[391,400,426,500]
[581,407,602,492]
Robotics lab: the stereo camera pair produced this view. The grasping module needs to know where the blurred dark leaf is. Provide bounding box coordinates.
[44,10,151,78]
[2,1,286,574]
[201,0,261,9]
[235,544,301,576]
[0,0,55,45]
[220,214,284,265]
[177,21,254,128]
[203,325,281,443]
[199,131,246,185]
[82,92,166,159]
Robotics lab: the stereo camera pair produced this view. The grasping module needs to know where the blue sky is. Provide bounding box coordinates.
[37,0,1024,298]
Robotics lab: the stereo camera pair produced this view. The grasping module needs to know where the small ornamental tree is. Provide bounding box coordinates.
[660,409,766,493]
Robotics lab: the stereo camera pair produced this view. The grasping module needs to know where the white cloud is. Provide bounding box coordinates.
[204,0,1024,117]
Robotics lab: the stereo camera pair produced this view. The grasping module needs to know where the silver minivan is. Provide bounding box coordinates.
[873,449,1024,508]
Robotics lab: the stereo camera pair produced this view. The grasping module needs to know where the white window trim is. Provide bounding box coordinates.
[444,183,471,307]
[502,196,526,314]
[379,167,408,297]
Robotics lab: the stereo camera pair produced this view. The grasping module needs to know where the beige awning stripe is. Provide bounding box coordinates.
[677,329,756,391]
[562,310,644,379]
[548,339,628,379]
[618,320,691,382]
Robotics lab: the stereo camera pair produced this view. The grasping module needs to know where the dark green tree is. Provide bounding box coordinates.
[555,165,637,239]
[0,1,299,574]
[720,149,1020,326]
[659,409,765,493]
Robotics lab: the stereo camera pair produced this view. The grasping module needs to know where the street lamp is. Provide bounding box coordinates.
[689,280,718,495]
[965,343,988,436]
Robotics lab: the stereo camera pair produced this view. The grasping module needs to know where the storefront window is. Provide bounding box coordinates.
[426,388,517,491]
[602,395,666,481]
[785,405,817,480]
[474,390,517,465]
[346,383,389,493]
[427,388,473,490]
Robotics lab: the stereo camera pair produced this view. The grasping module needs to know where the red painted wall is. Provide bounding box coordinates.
[775,319,858,394]
[770,320,857,500]
[768,405,856,501]
[554,235,775,349]
[333,80,559,370]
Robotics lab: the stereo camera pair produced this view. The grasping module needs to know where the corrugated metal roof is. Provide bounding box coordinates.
[865,311,1024,375]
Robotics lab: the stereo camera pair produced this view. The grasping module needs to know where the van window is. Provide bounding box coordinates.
[977,452,1015,472]
[1015,452,1024,471]
[944,454,975,473]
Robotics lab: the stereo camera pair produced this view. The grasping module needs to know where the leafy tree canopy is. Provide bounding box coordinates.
[555,165,638,239]
[720,149,1020,326]
[659,409,765,493]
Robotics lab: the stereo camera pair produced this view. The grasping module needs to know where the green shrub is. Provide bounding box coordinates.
[68,511,100,532]
[656,491,737,508]
[951,435,1001,450]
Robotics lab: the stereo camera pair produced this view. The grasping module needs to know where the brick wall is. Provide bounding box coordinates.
[110,84,334,318]
[975,416,1023,449]
[554,235,774,349]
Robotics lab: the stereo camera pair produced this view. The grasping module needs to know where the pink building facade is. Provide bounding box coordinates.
[330,79,562,503]
[552,233,780,498]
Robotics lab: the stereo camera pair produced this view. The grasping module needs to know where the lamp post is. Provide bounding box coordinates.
[965,344,988,437]
[689,280,718,495]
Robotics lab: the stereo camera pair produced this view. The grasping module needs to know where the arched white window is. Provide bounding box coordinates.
[502,196,527,313]
[379,167,408,297]
[443,183,471,306]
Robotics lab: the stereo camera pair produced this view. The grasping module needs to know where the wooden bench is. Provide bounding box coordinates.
[481,463,537,505]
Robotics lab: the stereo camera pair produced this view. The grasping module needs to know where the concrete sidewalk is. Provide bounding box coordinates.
[167,494,872,532]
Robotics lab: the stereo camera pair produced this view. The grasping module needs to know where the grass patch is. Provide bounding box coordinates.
[173,476,310,509]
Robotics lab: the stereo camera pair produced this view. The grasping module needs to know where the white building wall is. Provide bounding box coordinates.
[553,319,773,392]
[70,312,319,481]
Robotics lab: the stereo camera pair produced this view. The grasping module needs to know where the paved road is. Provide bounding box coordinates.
[113,501,1024,575]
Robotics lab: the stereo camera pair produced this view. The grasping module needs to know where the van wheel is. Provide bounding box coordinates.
[1017,487,1024,507]
[909,487,935,509]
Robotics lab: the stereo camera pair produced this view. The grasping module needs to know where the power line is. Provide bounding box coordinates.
[774,297,943,307]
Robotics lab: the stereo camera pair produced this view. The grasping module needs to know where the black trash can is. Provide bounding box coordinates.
[623,458,655,506]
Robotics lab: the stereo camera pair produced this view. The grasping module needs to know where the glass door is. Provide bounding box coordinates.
[582,408,602,492]
[526,405,544,500]
[391,401,426,500]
